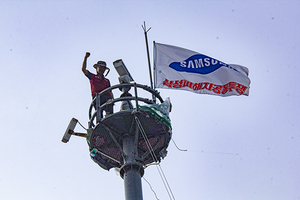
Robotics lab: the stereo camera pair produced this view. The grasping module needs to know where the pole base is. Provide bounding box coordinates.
[120,163,144,179]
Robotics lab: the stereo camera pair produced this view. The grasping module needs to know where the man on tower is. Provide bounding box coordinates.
[82,52,114,117]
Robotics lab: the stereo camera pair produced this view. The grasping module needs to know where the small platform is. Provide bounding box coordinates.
[86,106,172,171]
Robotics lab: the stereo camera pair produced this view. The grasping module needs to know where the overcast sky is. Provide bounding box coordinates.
[1,1,299,200]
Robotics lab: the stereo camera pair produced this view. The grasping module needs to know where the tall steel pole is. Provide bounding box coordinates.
[120,119,144,200]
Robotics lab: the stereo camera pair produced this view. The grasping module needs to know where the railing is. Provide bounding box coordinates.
[88,83,164,128]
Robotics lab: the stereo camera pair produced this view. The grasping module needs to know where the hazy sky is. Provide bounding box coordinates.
[1,1,299,200]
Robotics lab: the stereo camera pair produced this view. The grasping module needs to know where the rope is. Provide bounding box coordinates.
[134,116,176,200]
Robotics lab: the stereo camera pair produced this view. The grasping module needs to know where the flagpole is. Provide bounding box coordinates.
[142,21,154,91]
[153,41,156,90]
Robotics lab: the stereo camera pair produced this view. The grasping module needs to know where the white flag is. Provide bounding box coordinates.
[154,42,250,97]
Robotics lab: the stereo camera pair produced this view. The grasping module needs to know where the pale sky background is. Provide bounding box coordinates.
[1,1,299,200]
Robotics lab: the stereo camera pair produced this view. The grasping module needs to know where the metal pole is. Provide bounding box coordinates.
[142,21,153,90]
[122,134,144,200]
[96,93,101,122]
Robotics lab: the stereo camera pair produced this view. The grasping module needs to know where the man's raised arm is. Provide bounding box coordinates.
[82,52,90,75]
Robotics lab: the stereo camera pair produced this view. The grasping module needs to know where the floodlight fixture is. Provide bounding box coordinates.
[62,118,78,143]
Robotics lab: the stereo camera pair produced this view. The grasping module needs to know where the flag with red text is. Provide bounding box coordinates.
[153,42,250,97]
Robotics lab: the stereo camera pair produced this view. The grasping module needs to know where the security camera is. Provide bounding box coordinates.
[113,59,134,83]
[62,118,78,143]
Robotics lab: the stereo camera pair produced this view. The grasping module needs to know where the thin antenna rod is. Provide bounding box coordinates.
[142,21,153,90]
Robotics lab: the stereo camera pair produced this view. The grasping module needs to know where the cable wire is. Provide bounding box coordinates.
[171,138,187,152]
[77,120,87,130]
[156,164,174,200]
[143,177,159,200]
[158,164,176,200]
[135,116,176,200]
